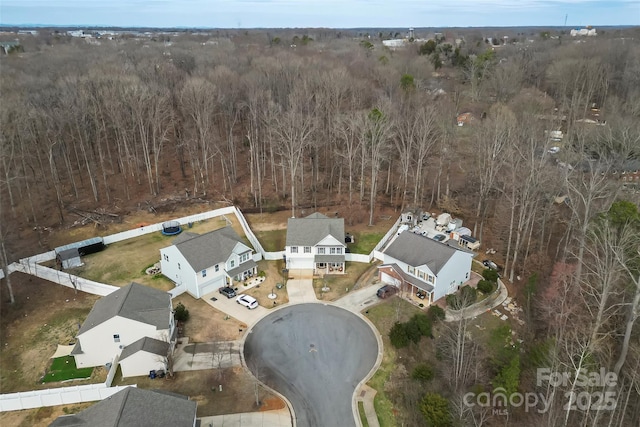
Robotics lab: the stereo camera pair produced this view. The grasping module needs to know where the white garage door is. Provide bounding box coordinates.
[199,277,225,298]
[380,272,401,287]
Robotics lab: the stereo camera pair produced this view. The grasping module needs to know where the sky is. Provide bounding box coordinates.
[1,0,638,28]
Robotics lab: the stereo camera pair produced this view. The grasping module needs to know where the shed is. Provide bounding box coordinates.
[460,235,481,251]
[55,237,105,257]
[57,248,82,269]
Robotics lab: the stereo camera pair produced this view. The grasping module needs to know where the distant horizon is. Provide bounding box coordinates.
[2,1,638,29]
[2,23,638,31]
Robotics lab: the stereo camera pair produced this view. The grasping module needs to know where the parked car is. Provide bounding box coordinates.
[236,294,259,309]
[482,260,499,270]
[377,285,398,299]
[219,286,236,299]
[432,234,447,242]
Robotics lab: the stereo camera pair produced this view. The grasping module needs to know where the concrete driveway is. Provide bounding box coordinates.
[174,337,241,372]
[333,285,381,314]
[243,304,379,427]
[285,279,317,304]
[203,291,269,327]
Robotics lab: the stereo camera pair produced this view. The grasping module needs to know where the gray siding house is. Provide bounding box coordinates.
[378,231,474,304]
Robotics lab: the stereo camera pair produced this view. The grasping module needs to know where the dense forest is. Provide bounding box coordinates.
[1,27,639,426]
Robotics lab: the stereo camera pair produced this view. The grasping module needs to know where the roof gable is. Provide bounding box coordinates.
[78,283,170,335]
[384,231,469,275]
[119,336,170,361]
[48,387,196,427]
[173,226,249,271]
[286,213,345,247]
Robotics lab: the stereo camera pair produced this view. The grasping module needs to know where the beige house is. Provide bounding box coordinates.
[71,283,175,377]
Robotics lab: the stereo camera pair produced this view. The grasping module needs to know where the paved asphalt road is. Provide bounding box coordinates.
[243,304,379,427]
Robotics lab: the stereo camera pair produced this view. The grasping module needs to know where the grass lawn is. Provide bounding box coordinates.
[313,262,373,301]
[70,217,229,288]
[253,229,287,252]
[365,297,424,427]
[358,401,370,427]
[347,232,385,254]
[41,356,93,383]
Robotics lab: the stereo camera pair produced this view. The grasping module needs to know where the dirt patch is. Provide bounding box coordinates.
[113,367,282,417]
[173,294,245,342]
[241,260,289,308]
[259,396,286,411]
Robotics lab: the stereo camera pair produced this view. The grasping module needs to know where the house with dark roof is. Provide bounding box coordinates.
[285,212,346,274]
[377,231,474,304]
[49,386,197,427]
[71,283,175,377]
[160,226,256,298]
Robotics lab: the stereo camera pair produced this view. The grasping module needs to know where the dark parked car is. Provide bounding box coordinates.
[219,286,237,298]
[377,285,398,299]
[432,234,447,242]
[482,260,499,271]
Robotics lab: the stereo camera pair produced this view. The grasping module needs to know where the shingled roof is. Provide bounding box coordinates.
[286,212,345,247]
[384,231,466,275]
[119,336,170,361]
[48,386,196,427]
[173,226,249,272]
[78,283,170,335]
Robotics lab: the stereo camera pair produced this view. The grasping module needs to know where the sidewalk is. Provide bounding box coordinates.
[356,384,380,427]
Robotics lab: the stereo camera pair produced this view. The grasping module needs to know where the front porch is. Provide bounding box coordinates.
[314,254,345,275]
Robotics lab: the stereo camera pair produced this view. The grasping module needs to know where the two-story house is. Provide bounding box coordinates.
[71,282,175,377]
[378,231,474,304]
[160,226,257,298]
[285,212,346,274]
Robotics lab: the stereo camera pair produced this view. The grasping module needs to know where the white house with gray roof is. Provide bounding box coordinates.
[377,231,474,304]
[71,283,175,374]
[119,336,170,378]
[285,212,346,274]
[160,226,257,299]
[49,386,197,427]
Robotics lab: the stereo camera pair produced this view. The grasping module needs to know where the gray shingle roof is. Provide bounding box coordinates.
[174,226,250,272]
[286,213,346,247]
[227,259,257,278]
[78,283,170,335]
[384,231,465,275]
[380,263,435,292]
[119,336,170,361]
[48,386,196,427]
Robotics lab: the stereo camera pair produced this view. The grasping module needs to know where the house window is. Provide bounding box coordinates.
[336,247,342,254]
[230,260,235,268]
[408,266,415,275]
[113,334,120,343]
[304,246,311,253]
[330,247,336,254]
[202,270,207,277]
[240,253,250,263]
[215,265,219,272]
[428,275,434,283]
[317,247,325,254]
[291,247,298,254]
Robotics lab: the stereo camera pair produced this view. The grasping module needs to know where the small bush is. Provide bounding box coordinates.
[410,314,433,338]
[258,270,266,277]
[482,268,499,283]
[427,305,445,322]
[477,280,495,294]
[389,322,409,348]
[412,364,434,382]
[174,302,190,322]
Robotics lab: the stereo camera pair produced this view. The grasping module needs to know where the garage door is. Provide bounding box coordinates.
[199,277,225,298]
[380,272,401,287]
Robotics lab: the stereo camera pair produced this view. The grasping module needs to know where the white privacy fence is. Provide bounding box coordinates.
[0,385,136,412]
[12,261,118,296]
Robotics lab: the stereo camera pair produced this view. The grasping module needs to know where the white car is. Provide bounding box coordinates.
[236,294,259,309]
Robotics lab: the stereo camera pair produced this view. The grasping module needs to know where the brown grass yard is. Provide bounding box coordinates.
[313,262,375,301]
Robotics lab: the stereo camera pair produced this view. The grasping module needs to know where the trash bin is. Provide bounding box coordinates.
[149,370,156,379]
